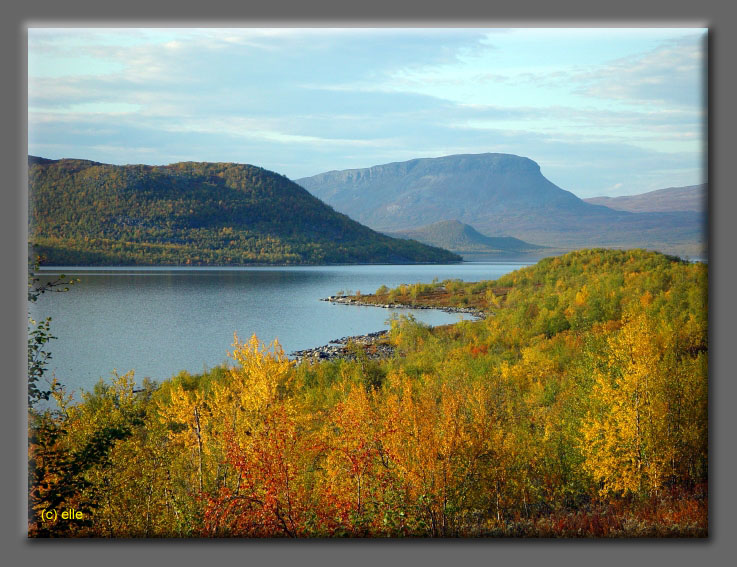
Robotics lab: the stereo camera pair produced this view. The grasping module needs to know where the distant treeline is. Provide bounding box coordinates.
[29,157,460,265]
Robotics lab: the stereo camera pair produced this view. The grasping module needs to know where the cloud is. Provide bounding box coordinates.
[572,34,706,108]
[444,101,704,161]
[26,28,706,196]
[161,115,398,148]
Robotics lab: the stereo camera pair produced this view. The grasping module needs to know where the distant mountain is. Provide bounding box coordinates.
[296,153,706,257]
[583,184,707,213]
[387,220,545,255]
[28,157,461,266]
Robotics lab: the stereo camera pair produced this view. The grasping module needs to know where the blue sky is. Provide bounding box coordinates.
[27,27,707,198]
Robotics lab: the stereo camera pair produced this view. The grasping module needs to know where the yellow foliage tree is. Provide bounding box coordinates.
[224,333,294,418]
[157,382,211,493]
[581,313,673,497]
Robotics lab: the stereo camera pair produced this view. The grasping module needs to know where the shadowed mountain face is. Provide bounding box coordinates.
[387,220,545,255]
[296,153,706,257]
[28,157,460,266]
[584,184,707,213]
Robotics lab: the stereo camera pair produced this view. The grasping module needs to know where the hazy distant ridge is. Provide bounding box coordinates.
[296,153,706,257]
[583,184,707,213]
[297,153,587,231]
[387,220,545,255]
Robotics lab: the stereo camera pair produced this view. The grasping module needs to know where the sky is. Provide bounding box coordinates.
[27,27,707,198]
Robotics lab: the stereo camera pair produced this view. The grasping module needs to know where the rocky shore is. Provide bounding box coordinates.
[290,330,393,364]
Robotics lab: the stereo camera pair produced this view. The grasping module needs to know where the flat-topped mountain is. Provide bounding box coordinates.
[296,153,706,257]
[387,220,545,255]
[28,157,460,266]
[583,184,707,213]
[297,153,585,230]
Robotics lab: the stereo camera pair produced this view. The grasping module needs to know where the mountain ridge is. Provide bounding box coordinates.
[583,184,707,213]
[296,153,706,258]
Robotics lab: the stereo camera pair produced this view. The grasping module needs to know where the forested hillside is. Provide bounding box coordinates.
[28,157,459,265]
[29,249,707,537]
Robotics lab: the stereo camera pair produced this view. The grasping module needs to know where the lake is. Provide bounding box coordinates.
[31,261,532,398]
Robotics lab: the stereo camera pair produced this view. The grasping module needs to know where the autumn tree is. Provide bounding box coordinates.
[202,335,312,536]
[581,312,688,498]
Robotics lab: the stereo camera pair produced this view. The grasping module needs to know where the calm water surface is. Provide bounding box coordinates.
[32,262,531,397]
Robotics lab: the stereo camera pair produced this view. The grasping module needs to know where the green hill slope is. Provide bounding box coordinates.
[28,157,460,266]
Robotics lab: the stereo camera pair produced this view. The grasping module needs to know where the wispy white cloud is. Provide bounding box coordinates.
[572,34,706,107]
[161,115,397,148]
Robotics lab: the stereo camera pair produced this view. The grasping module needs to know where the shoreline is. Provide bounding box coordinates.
[290,297,486,364]
[320,295,487,320]
[290,329,393,364]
